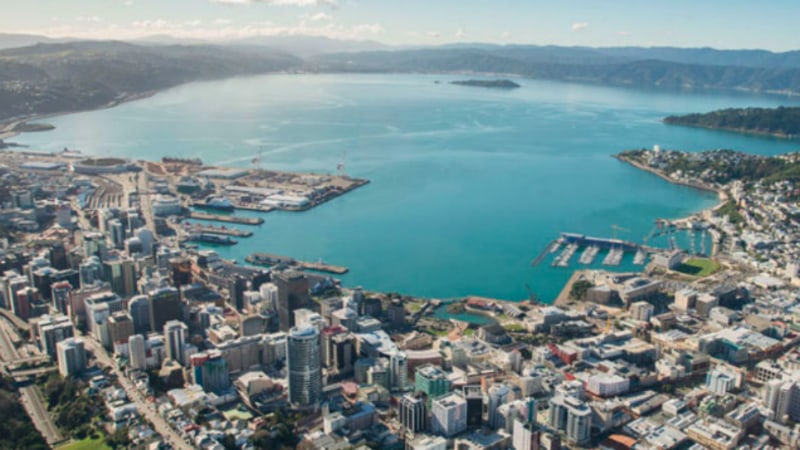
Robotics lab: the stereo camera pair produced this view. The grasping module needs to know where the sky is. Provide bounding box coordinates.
[2,0,800,51]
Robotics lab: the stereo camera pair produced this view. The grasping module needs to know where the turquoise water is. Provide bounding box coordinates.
[14,74,800,301]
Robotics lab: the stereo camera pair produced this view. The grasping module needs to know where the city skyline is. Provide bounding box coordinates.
[2,0,800,51]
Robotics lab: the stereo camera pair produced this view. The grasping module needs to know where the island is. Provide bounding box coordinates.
[450,79,521,89]
[663,106,800,138]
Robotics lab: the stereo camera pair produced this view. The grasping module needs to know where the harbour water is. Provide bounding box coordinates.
[14,74,800,301]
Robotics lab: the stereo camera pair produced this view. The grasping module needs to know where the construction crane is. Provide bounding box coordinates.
[524,283,539,304]
[251,147,264,171]
[611,224,630,240]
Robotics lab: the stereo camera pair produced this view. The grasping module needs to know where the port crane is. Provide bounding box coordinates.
[611,224,630,240]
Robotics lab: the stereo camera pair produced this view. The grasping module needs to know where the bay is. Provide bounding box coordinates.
[14,74,800,301]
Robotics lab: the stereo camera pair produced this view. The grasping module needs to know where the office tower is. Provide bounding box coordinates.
[38,314,73,358]
[400,392,428,433]
[275,271,310,331]
[108,312,134,350]
[103,256,136,297]
[764,379,800,423]
[82,232,107,259]
[135,227,155,256]
[149,287,181,333]
[191,350,230,394]
[57,338,86,377]
[168,257,192,290]
[387,299,406,328]
[629,301,655,322]
[108,218,126,249]
[512,399,539,450]
[129,334,147,370]
[391,351,408,390]
[128,295,151,335]
[51,281,72,315]
[3,273,27,313]
[259,283,279,311]
[13,286,35,319]
[565,399,591,445]
[463,385,483,429]
[489,384,511,429]
[431,392,468,437]
[79,256,103,287]
[49,242,68,270]
[415,365,450,403]
[164,320,188,366]
[85,291,123,343]
[287,325,322,409]
[230,275,247,311]
[368,358,390,389]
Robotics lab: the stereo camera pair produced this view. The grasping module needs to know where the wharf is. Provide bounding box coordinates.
[233,203,275,213]
[602,247,624,266]
[188,211,264,225]
[578,245,600,265]
[246,252,349,275]
[181,222,253,237]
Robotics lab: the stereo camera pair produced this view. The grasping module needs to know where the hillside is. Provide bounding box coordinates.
[308,47,800,94]
[664,107,800,138]
[0,41,301,123]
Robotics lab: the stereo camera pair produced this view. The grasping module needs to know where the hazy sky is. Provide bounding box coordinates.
[2,0,799,50]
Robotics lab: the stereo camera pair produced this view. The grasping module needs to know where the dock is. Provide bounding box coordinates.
[246,252,349,275]
[633,248,649,265]
[553,243,578,267]
[188,211,264,225]
[578,245,600,265]
[181,222,253,237]
[602,246,624,266]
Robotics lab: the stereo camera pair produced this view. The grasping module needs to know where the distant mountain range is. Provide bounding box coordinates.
[2,33,800,125]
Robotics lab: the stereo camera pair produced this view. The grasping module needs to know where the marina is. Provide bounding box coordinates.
[535,232,654,269]
[552,243,579,267]
[578,245,600,265]
[602,246,624,266]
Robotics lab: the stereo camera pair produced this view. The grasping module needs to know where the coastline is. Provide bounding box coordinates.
[663,121,797,140]
[0,90,158,141]
[613,153,729,218]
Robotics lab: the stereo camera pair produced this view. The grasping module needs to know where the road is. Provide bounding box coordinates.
[80,334,193,450]
[0,317,64,445]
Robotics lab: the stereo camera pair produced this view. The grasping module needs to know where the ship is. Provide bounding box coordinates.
[200,195,235,212]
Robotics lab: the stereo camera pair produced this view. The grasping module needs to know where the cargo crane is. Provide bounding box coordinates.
[611,224,630,240]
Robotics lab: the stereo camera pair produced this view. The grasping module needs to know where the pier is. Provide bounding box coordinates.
[246,252,349,275]
[533,232,655,268]
[188,211,264,225]
[181,222,253,237]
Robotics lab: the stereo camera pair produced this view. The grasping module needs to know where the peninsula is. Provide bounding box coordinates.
[450,79,521,89]
[664,106,800,138]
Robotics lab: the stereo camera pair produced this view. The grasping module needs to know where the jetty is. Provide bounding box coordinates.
[188,211,264,225]
[633,248,649,265]
[578,245,600,265]
[602,247,624,266]
[553,243,579,267]
[246,252,349,275]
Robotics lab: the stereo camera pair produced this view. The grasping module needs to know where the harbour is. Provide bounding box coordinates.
[245,252,349,275]
[179,222,254,238]
[535,232,654,269]
[188,211,264,225]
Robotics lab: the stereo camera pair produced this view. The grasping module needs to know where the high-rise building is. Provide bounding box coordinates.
[391,351,408,390]
[102,256,137,297]
[168,257,192,290]
[149,287,181,333]
[399,392,428,433]
[79,256,103,287]
[550,393,591,445]
[764,379,800,423]
[629,301,655,322]
[431,392,467,437]
[287,325,322,409]
[512,399,539,450]
[51,281,72,315]
[128,295,151,335]
[108,218,126,249]
[164,320,188,365]
[415,365,450,404]
[129,334,147,370]
[489,384,511,429]
[38,314,73,358]
[49,242,69,270]
[85,291,123,347]
[108,312,135,350]
[57,337,86,377]
[190,349,230,394]
[13,286,35,319]
[259,283,279,311]
[82,232,107,259]
[275,271,310,331]
[463,385,484,429]
[229,275,247,311]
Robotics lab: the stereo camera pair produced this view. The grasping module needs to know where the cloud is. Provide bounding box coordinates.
[501,31,511,40]
[212,0,338,7]
[76,16,104,23]
[616,31,632,36]
[427,31,440,38]
[571,22,588,32]
[308,12,331,22]
[124,0,134,6]
[214,19,233,25]
[132,19,172,29]
[184,20,203,27]
[455,28,465,39]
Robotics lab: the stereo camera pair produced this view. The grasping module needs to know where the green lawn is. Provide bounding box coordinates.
[675,258,721,277]
[55,437,110,450]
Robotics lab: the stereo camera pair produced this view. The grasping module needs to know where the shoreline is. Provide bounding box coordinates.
[663,121,798,140]
[613,154,729,220]
[0,90,158,141]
